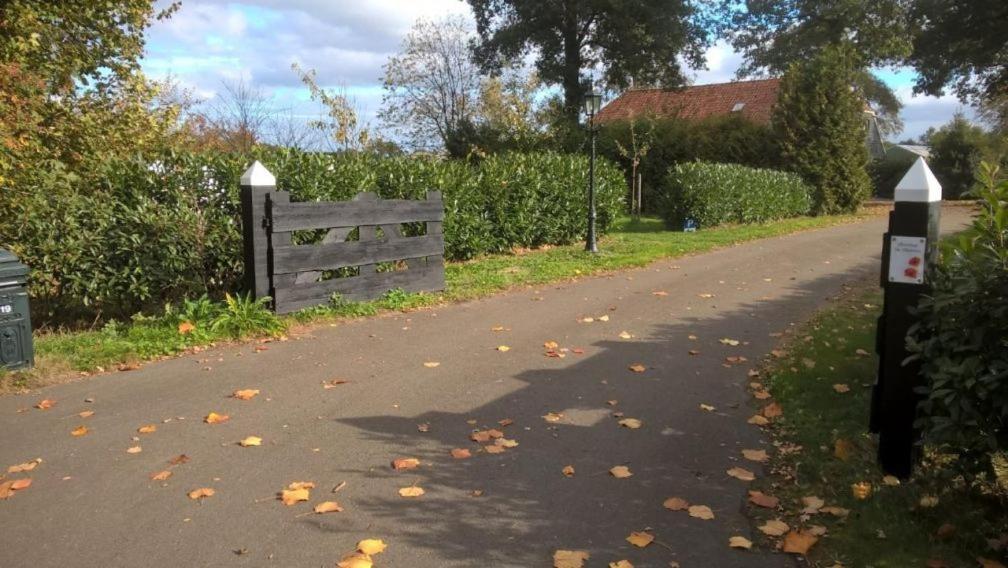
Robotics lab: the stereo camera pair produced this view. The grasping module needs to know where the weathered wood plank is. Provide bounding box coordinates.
[273,264,445,314]
[271,199,443,232]
[267,192,296,291]
[357,193,378,276]
[273,235,445,274]
[293,226,353,285]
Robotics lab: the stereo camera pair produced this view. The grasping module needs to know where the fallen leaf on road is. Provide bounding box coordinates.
[544,341,559,350]
[609,561,633,568]
[7,458,41,473]
[126,446,142,454]
[725,356,748,364]
[169,454,190,466]
[618,418,642,429]
[618,331,633,339]
[0,478,31,499]
[417,423,429,432]
[137,424,157,434]
[742,449,769,462]
[358,539,387,555]
[729,536,752,549]
[496,345,510,352]
[188,487,214,500]
[752,390,772,400]
[542,412,563,423]
[496,438,518,448]
[35,399,56,410]
[323,379,349,389]
[491,326,507,332]
[626,531,654,547]
[398,486,425,498]
[239,436,262,447]
[653,291,668,296]
[451,448,471,459]
[628,364,646,373]
[483,445,505,454]
[598,315,609,322]
[204,412,229,424]
[392,458,420,471]
[748,491,779,508]
[280,486,311,506]
[759,520,789,536]
[337,553,372,568]
[832,384,850,393]
[699,403,715,412]
[762,402,783,419]
[748,415,770,426]
[151,470,172,481]
[698,293,714,299]
[688,505,715,520]
[423,361,440,368]
[314,501,343,513]
[553,550,589,568]
[688,349,700,356]
[232,389,260,400]
[663,497,689,510]
[78,410,94,418]
[719,338,740,346]
[609,466,633,478]
[727,467,755,481]
[782,530,819,555]
[770,349,786,358]
[562,465,575,477]
[70,426,89,437]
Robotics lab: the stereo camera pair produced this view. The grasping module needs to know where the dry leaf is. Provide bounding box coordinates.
[484,445,505,454]
[699,403,715,412]
[491,325,506,331]
[752,390,772,400]
[239,436,262,447]
[729,536,753,549]
[0,480,15,499]
[748,415,770,426]
[719,338,740,346]
[759,519,789,536]
[834,438,856,461]
[882,475,901,486]
[628,364,646,373]
[398,486,425,498]
[496,438,519,448]
[801,495,825,513]
[232,389,260,400]
[70,425,89,437]
[498,418,514,427]
[470,430,492,442]
[820,506,850,517]
[337,553,373,568]
[832,384,851,393]
[663,497,689,510]
[451,448,471,459]
[10,478,31,490]
[748,490,779,508]
[618,331,632,339]
[553,550,589,568]
[618,418,642,429]
[609,561,634,568]
[35,399,56,410]
[698,293,714,298]
[727,467,755,481]
[423,361,440,368]
[78,410,94,418]
[762,402,783,419]
[919,494,939,508]
[357,539,387,555]
[782,530,819,555]
[392,457,420,470]
[542,412,563,423]
[314,501,343,513]
[126,446,142,454]
[609,465,633,478]
[178,321,196,335]
[742,449,769,462]
[188,487,215,500]
[151,470,172,481]
[137,424,157,434]
[562,465,575,477]
[323,379,349,389]
[280,487,310,506]
[7,458,41,473]
[204,412,229,424]
[544,341,559,350]
[169,454,190,466]
[496,345,510,352]
[688,505,715,520]
[626,531,654,548]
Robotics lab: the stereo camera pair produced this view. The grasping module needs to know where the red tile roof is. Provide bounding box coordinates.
[595,78,782,125]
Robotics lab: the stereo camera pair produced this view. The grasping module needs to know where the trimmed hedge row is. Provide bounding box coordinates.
[660,161,812,228]
[2,149,624,324]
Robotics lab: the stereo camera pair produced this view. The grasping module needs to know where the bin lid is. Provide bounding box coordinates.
[0,249,29,282]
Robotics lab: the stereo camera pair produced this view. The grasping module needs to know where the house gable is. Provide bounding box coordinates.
[595,78,782,125]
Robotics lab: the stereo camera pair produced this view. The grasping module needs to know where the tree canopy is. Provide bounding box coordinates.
[467,0,709,119]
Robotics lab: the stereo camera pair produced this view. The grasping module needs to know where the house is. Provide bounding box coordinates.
[596,78,886,159]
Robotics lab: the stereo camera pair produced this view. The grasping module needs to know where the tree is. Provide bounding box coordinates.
[467,0,709,120]
[613,115,655,217]
[200,80,273,154]
[445,70,549,158]
[716,0,909,135]
[924,113,1003,198]
[772,44,872,214]
[906,0,1008,105]
[293,63,372,152]
[380,16,481,151]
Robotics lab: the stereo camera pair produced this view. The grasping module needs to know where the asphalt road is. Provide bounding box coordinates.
[0,208,971,568]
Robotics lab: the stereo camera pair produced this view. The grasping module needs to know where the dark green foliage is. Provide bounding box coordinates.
[597,114,780,214]
[3,148,624,325]
[925,113,1005,199]
[773,44,872,214]
[912,163,1008,471]
[660,162,811,228]
[869,153,918,199]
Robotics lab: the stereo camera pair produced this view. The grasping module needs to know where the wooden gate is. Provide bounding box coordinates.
[240,161,445,314]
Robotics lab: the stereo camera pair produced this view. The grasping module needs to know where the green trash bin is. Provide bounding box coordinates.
[0,249,33,370]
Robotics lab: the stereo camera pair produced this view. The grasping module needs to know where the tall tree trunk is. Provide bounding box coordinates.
[561,2,583,122]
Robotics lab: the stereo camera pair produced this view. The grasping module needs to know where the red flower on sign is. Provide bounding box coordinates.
[908,256,921,266]
[904,267,919,278]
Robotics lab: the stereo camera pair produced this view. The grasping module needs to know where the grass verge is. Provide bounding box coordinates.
[6,212,870,392]
[749,279,1007,567]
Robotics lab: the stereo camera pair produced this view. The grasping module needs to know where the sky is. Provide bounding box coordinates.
[143,0,980,144]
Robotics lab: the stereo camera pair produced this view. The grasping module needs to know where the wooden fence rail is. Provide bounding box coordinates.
[240,161,446,314]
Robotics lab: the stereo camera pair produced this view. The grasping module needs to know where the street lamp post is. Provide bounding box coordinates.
[583,92,603,253]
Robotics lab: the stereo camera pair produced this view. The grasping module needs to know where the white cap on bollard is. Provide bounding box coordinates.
[240,160,276,187]
[894,157,942,203]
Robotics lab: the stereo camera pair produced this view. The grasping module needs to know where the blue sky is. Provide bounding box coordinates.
[143,0,979,143]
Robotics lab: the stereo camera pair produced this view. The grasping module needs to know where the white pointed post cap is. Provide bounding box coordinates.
[240,160,276,187]
[894,157,942,203]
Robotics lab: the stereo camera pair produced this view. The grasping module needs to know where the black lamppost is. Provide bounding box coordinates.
[583,91,603,253]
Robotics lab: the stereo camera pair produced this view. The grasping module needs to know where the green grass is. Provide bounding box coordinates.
[753,282,1007,567]
[13,212,867,390]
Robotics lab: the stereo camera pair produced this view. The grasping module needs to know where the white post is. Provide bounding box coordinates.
[239,161,277,299]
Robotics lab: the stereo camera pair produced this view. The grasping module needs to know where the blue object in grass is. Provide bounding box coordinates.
[683,218,698,232]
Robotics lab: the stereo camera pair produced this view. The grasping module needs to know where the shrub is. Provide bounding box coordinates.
[2,148,624,325]
[925,113,1005,199]
[659,161,811,228]
[911,163,1008,472]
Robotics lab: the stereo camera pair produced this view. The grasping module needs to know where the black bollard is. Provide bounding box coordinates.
[869,157,942,478]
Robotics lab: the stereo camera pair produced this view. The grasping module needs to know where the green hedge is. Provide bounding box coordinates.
[659,161,811,228]
[2,149,624,324]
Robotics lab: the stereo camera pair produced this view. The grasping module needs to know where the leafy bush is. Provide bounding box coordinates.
[659,162,812,228]
[210,293,285,338]
[912,163,1008,470]
[2,148,624,325]
[925,113,1005,199]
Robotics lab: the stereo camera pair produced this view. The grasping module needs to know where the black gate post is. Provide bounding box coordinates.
[870,157,942,478]
[239,161,277,300]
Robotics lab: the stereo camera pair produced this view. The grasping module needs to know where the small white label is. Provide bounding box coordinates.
[0,305,10,314]
[889,236,926,284]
